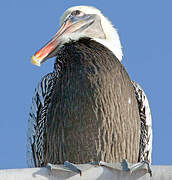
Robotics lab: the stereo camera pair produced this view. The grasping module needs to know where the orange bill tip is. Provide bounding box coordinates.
[31,39,56,66]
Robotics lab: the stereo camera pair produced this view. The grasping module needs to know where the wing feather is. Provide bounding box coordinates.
[132,81,152,163]
[27,73,56,167]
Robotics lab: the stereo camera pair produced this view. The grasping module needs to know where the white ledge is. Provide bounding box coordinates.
[0,165,172,180]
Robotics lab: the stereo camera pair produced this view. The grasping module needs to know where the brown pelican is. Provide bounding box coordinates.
[27,6,152,175]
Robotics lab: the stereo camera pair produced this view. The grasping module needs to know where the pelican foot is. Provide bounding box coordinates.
[46,161,82,176]
[121,159,152,177]
[93,160,152,177]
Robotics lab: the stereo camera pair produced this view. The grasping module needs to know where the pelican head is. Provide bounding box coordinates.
[31,6,123,66]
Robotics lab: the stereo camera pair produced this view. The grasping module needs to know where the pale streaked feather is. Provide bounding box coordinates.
[132,81,152,163]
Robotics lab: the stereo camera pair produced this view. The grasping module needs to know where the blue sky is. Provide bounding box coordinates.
[0,0,172,169]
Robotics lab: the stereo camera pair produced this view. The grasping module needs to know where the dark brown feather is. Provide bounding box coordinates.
[43,38,140,165]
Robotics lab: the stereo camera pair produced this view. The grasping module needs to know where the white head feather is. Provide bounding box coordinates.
[60,6,123,61]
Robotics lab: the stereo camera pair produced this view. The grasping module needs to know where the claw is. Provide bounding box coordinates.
[46,163,53,171]
[121,159,130,171]
[64,161,82,176]
[46,163,72,173]
[98,161,123,171]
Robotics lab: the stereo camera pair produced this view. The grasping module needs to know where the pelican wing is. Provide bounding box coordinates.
[132,81,152,163]
[27,73,56,167]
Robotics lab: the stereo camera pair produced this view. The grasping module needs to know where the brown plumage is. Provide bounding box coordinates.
[40,38,140,165]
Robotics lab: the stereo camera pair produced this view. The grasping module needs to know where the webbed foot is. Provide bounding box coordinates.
[94,160,152,177]
[121,159,152,177]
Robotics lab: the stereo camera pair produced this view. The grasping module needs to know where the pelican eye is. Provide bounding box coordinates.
[71,10,85,17]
